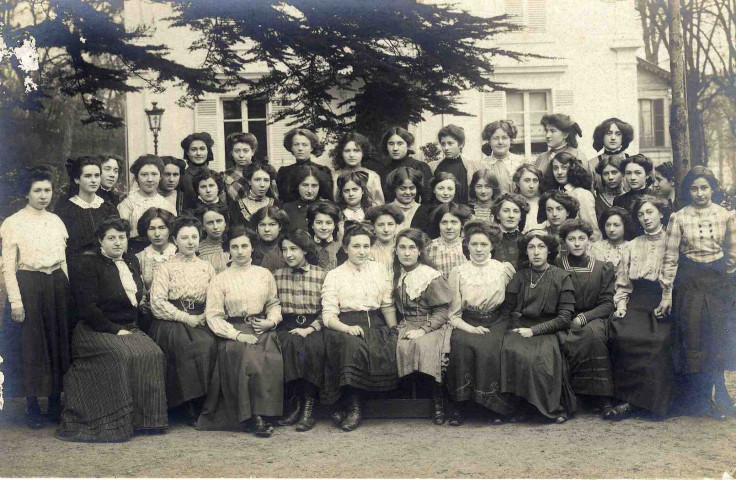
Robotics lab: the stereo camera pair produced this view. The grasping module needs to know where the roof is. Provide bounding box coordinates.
[637,57,671,84]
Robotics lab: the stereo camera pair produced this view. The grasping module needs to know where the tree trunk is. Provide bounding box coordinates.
[668,0,691,186]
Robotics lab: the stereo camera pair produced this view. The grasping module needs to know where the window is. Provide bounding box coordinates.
[504,0,547,34]
[222,98,269,164]
[506,91,551,156]
[639,99,665,148]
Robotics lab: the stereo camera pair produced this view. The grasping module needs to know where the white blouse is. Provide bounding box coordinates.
[117,190,176,238]
[151,254,216,323]
[614,228,669,306]
[136,243,178,289]
[447,258,514,327]
[321,260,394,328]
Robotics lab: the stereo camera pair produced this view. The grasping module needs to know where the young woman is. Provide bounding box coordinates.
[556,219,616,416]
[658,167,736,420]
[538,190,580,239]
[422,172,461,238]
[98,155,124,206]
[513,164,545,232]
[196,204,231,273]
[500,231,577,423]
[336,170,373,222]
[56,156,119,258]
[250,206,290,272]
[594,156,625,220]
[307,200,342,271]
[180,132,215,210]
[591,207,631,268]
[1,167,71,429]
[386,166,425,232]
[425,203,472,279]
[331,132,384,205]
[614,154,654,238]
[276,128,332,203]
[534,114,583,174]
[321,222,398,431]
[117,155,176,254]
[197,226,283,437]
[150,216,217,424]
[545,152,601,241]
[609,195,674,420]
[434,124,481,203]
[379,126,433,203]
[480,120,528,194]
[135,207,177,289]
[587,118,634,190]
[490,193,529,269]
[468,169,501,224]
[272,229,328,432]
[191,169,226,211]
[365,204,405,276]
[57,218,167,441]
[652,161,679,211]
[223,132,258,202]
[393,228,452,424]
[282,164,333,232]
[158,156,186,215]
[445,221,517,425]
[227,161,280,226]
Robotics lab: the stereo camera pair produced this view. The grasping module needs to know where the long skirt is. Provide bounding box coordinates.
[396,316,450,383]
[446,310,516,416]
[501,316,577,419]
[610,279,673,415]
[561,317,614,397]
[196,321,283,430]
[17,270,71,397]
[57,323,167,442]
[275,314,325,390]
[148,318,217,408]
[322,310,398,404]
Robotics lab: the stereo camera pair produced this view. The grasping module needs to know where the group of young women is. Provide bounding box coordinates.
[2,113,734,442]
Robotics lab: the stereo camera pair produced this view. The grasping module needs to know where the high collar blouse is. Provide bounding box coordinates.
[150,253,216,323]
[136,243,178,288]
[117,190,176,238]
[447,257,515,327]
[614,227,668,306]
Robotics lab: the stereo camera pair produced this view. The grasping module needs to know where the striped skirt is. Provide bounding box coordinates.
[57,322,168,442]
[561,317,615,397]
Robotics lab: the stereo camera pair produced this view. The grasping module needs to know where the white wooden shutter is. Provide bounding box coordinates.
[528,0,547,33]
[193,99,224,171]
[504,0,523,23]
[268,100,294,169]
[554,90,574,112]
[481,91,507,127]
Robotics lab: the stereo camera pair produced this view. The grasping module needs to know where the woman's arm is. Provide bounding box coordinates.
[575,188,602,241]
[657,213,683,315]
[529,274,575,336]
[150,263,197,325]
[71,259,123,334]
[0,225,23,316]
[613,247,633,317]
[576,262,616,325]
[204,277,241,340]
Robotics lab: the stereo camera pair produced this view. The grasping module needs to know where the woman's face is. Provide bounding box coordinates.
[637,201,663,233]
[489,128,511,156]
[291,134,313,161]
[99,228,128,259]
[497,200,522,231]
[298,175,320,201]
[439,136,462,159]
[434,179,456,204]
[198,177,219,203]
[281,239,307,269]
[526,237,549,269]
[27,180,53,211]
[603,123,623,151]
[312,213,336,241]
[229,235,253,266]
[257,215,281,243]
[249,169,271,198]
[517,170,540,199]
[231,142,254,167]
[689,177,713,208]
[474,178,494,203]
[342,180,363,208]
[174,225,200,257]
[146,217,170,248]
[439,213,462,242]
[652,172,674,198]
[395,178,417,205]
[563,229,590,258]
[604,214,626,243]
[552,159,569,186]
[387,134,409,161]
[625,163,648,190]
[545,198,568,227]
[396,236,420,269]
[161,164,181,193]
[374,214,398,244]
[346,234,371,266]
[342,141,363,168]
[137,164,161,194]
[545,125,567,150]
[467,233,492,264]
[202,211,226,240]
[100,159,119,190]
[188,140,209,166]
[601,164,623,190]
[75,165,101,196]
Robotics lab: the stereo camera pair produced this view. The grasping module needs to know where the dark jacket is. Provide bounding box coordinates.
[276,161,334,203]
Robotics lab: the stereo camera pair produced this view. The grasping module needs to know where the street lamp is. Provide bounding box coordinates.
[144,101,165,155]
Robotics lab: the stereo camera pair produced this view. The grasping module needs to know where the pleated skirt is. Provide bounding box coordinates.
[561,317,615,397]
[148,319,217,408]
[275,314,326,390]
[396,316,450,383]
[57,323,168,442]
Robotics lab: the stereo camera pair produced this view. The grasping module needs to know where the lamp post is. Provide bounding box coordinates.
[144,102,165,155]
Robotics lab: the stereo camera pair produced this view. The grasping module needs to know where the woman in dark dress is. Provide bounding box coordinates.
[500,230,577,423]
[227,161,280,226]
[490,193,529,269]
[587,117,633,191]
[434,124,479,204]
[538,190,580,240]
[613,154,654,239]
[190,168,227,212]
[180,132,215,211]
[423,171,461,238]
[250,205,290,272]
[651,161,681,212]
[282,164,333,232]
[379,126,433,204]
[593,155,625,220]
[307,200,342,271]
[98,155,124,206]
[57,217,167,442]
[158,156,186,215]
[275,128,333,203]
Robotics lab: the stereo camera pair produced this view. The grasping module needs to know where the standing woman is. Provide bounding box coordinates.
[652,161,680,212]
[379,126,433,203]
[336,170,374,222]
[480,120,528,194]
[308,200,342,271]
[282,164,333,232]
[365,204,405,276]
[490,193,529,269]
[434,124,481,203]
[591,207,631,268]
[150,216,217,423]
[425,203,472,279]
[1,167,71,428]
[320,222,398,431]
[57,217,167,441]
[545,152,601,241]
[180,132,215,210]
[587,118,634,190]
[594,156,626,220]
[513,165,545,232]
[56,156,119,258]
[658,167,736,419]
[332,132,385,205]
[276,128,333,203]
[445,221,517,425]
[135,208,177,289]
[393,228,453,424]
[227,161,280,226]
[223,132,258,202]
[386,166,425,232]
[98,155,124,206]
[614,154,654,239]
[468,169,501,224]
[191,169,227,211]
[538,190,580,239]
[117,155,176,255]
[196,204,231,273]
[197,226,283,436]
[250,206,290,272]
[534,114,583,174]
[158,156,186,215]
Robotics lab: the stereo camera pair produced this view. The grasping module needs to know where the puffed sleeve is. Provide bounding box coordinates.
[150,262,190,324]
[447,266,463,327]
[578,261,615,323]
[321,268,340,329]
[614,246,634,307]
[205,275,241,340]
[421,276,452,332]
[117,197,133,224]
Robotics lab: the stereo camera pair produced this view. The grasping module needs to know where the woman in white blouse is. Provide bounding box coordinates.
[321,221,398,432]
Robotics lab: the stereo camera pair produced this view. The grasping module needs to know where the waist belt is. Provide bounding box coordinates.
[174,299,205,315]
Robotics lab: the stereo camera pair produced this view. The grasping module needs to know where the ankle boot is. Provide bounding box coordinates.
[431,383,446,425]
[448,401,464,427]
[251,415,274,438]
[277,395,302,426]
[341,394,362,431]
[295,394,316,432]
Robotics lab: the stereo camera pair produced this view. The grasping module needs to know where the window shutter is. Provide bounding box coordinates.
[554,90,574,112]
[653,99,665,147]
[528,0,547,33]
[481,91,506,127]
[268,100,294,169]
[194,99,224,171]
[504,0,524,23]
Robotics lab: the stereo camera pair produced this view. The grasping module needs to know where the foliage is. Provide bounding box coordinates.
[420,141,442,163]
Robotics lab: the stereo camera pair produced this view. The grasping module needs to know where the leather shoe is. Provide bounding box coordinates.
[554,415,567,424]
[295,395,316,432]
[277,396,302,426]
[331,410,346,428]
[251,415,274,437]
[341,394,361,432]
[608,401,634,421]
[431,385,446,425]
[448,404,464,427]
[26,412,43,430]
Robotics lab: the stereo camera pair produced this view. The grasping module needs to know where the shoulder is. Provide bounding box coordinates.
[54,199,75,216]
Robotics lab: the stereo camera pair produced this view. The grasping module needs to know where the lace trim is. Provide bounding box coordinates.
[400,264,442,300]
[458,259,505,287]
[70,195,104,209]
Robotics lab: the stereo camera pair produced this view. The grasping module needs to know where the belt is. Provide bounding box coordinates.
[228,315,266,325]
[19,263,63,275]
[282,313,318,326]
[174,299,205,315]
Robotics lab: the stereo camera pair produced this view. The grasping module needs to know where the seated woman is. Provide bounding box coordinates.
[307,200,342,271]
[538,190,580,240]
[332,132,385,205]
[591,207,631,268]
[608,195,673,420]
[227,161,280,226]
[421,172,461,238]
[336,170,374,222]
[195,204,231,273]
[282,164,333,232]
[490,193,529,269]
[250,206,290,272]
[445,221,517,426]
[500,230,576,424]
[149,216,218,424]
[365,204,405,276]
[197,226,283,437]
[273,230,329,432]
[468,168,501,224]
[393,229,452,425]
[425,202,472,279]
[135,208,177,290]
[57,217,167,442]
[321,222,398,432]
[555,219,616,417]
[386,166,425,232]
